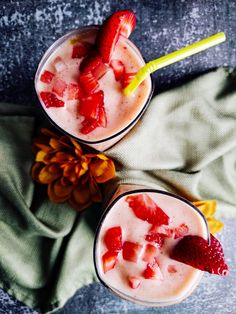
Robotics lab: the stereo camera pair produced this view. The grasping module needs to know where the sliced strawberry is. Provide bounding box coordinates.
[122,72,136,88]
[126,194,170,226]
[40,70,54,84]
[79,91,104,119]
[110,59,125,81]
[52,78,67,97]
[145,232,165,248]
[104,226,122,252]
[143,260,163,280]
[67,83,82,100]
[80,55,109,80]
[80,118,98,135]
[102,251,118,273]
[40,91,64,108]
[149,225,174,238]
[168,265,177,273]
[142,244,158,263]
[93,62,110,80]
[174,223,189,239]
[96,10,136,63]
[53,56,67,72]
[128,276,141,289]
[170,234,229,276]
[72,42,93,59]
[122,241,143,263]
[79,71,99,95]
[97,103,107,128]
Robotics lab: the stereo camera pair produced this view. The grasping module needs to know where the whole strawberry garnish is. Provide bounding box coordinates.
[126,194,169,226]
[96,10,136,63]
[170,234,229,276]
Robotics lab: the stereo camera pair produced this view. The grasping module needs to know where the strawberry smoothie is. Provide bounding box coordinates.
[94,187,210,306]
[35,11,153,151]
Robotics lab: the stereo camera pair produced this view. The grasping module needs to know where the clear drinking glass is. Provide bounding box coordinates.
[94,184,209,307]
[34,27,154,151]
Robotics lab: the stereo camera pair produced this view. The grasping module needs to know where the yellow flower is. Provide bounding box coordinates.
[32,128,116,211]
[192,200,224,235]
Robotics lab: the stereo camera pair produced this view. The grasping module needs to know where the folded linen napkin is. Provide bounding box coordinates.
[0,68,235,313]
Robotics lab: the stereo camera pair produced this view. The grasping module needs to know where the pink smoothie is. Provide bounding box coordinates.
[94,188,209,306]
[35,27,152,151]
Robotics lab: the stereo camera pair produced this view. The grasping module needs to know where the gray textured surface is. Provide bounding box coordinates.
[0,0,236,313]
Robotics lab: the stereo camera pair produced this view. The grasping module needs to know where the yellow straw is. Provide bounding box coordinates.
[123,32,226,96]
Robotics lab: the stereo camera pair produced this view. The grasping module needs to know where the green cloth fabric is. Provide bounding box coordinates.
[0,68,235,313]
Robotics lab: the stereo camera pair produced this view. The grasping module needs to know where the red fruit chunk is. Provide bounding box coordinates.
[104,226,122,252]
[126,194,170,226]
[80,71,99,95]
[40,91,64,108]
[80,55,109,80]
[79,91,104,119]
[53,56,67,72]
[170,234,229,276]
[128,276,141,289]
[149,225,174,238]
[97,10,136,63]
[80,119,98,135]
[67,83,82,100]
[142,244,158,263]
[72,42,92,59]
[143,260,163,280]
[52,78,67,97]
[97,103,107,128]
[174,223,189,239]
[40,70,54,84]
[102,251,118,273]
[168,265,177,273]
[122,72,136,88]
[110,59,125,81]
[93,62,110,80]
[145,233,165,248]
[122,241,143,263]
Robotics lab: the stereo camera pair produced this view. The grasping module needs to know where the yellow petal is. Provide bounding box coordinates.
[70,138,83,155]
[38,164,61,184]
[35,150,47,163]
[207,217,224,235]
[193,200,216,217]
[90,159,116,183]
[33,142,52,153]
[49,137,67,150]
[31,162,44,182]
[96,154,109,161]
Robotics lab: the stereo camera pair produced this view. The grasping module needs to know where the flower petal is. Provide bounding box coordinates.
[89,178,102,203]
[31,162,44,182]
[70,138,83,156]
[193,200,216,217]
[90,159,116,183]
[68,185,92,211]
[35,150,47,163]
[207,217,224,235]
[48,179,73,203]
[38,164,62,184]
[41,128,59,139]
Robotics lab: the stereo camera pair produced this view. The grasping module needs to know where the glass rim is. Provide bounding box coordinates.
[34,26,155,145]
[93,187,210,306]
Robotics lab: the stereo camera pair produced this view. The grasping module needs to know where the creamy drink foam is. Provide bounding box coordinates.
[35,27,152,151]
[94,189,209,305]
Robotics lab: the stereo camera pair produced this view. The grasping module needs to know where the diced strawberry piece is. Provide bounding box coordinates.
[126,194,170,226]
[97,103,107,128]
[142,244,158,263]
[143,260,163,280]
[52,78,67,97]
[67,83,82,100]
[104,226,122,252]
[79,91,104,119]
[168,265,177,273]
[79,71,99,95]
[40,91,64,108]
[145,233,165,248]
[72,42,93,59]
[40,70,54,84]
[174,223,189,239]
[110,59,125,81]
[102,251,118,273]
[53,56,67,72]
[80,118,98,135]
[96,10,136,63]
[149,225,174,238]
[122,72,136,88]
[93,62,110,80]
[128,276,141,289]
[170,234,229,276]
[122,241,143,263]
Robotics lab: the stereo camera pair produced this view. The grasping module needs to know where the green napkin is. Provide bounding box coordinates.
[0,68,235,313]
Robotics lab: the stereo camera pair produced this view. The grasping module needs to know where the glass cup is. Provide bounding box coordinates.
[34,27,154,152]
[94,184,209,307]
